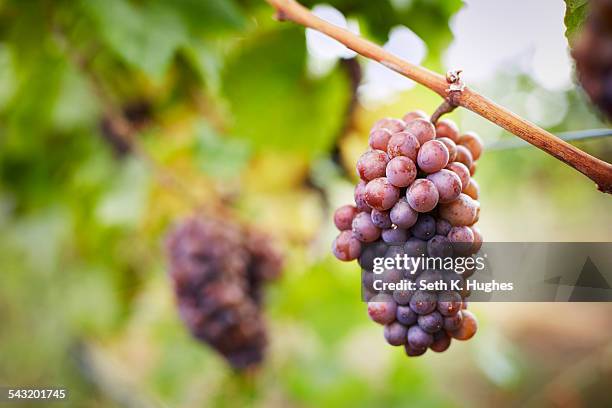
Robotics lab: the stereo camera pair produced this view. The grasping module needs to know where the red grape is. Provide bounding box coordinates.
[364,177,400,211]
[384,322,408,346]
[390,198,418,229]
[417,140,449,173]
[464,178,479,200]
[470,226,483,253]
[439,193,478,226]
[387,131,420,161]
[436,218,452,236]
[368,295,397,324]
[354,181,371,212]
[368,128,393,152]
[446,161,470,191]
[332,230,362,261]
[437,137,457,162]
[352,211,381,243]
[426,169,462,203]
[449,310,478,340]
[435,119,459,142]
[371,117,405,134]
[356,150,389,181]
[447,226,475,255]
[333,205,358,231]
[371,209,392,229]
[430,331,451,352]
[404,118,436,145]
[403,110,428,123]
[455,145,474,169]
[386,156,417,187]
[469,161,477,176]
[406,179,439,212]
[458,131,483,161]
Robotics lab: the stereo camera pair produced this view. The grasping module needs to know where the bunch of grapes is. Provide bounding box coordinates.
[332,111,482,356]
[572,0,612,120]
[165,216,283,370]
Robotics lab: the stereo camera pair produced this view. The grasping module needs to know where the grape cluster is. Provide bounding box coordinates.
[332,111,483,356]
[572,0,612,120]
[165,216,283,370]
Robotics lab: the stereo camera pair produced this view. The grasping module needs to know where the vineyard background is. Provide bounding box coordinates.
[0,0,611,406]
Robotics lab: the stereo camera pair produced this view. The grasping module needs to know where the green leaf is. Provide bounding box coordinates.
[194,121,251,178]
[222,27,351,157]
[564,0,589,42]
[168,0,247,34]
[82,0,188,78]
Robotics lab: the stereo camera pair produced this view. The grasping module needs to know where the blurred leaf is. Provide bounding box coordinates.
[167,0,246,34]
[194,121,251,178]
[564,0,588,42]
[222,27,351,157]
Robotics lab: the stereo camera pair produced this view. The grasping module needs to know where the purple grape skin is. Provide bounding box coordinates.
[404,237,427,257]
[393,289,413,305]
[405,343,427,356]
[427,235,453,258]
[372,117,405,134]
[354,181,371,212]
[386,156,417,188]
[409,290,437,315]
[436,219,452,236]
[371,209,392,229]
[334,205,358,231]
[437,291,462,316]
[367,296,397,325]
[406,179,439,213]
[447,226,475,255]
[426,169,462,203]
[396,305,418,325]
[384,322,408,346]
[404,118,436,145]
[352,212,381,243]
[407,325,434,349]
[356,150,389,181]
[430,331,451,352]
[415,270,444,290]
[390,198,418,229]
[369,128,393,151]
[387,131,420,161]
[364,177,400,211]
[417,311,444,333]
[410,214,436,241]
[382,228,409,244]
[358,241,387,270]
[332,231,362,261]
[417,140,449,173]
[443,311,463,331]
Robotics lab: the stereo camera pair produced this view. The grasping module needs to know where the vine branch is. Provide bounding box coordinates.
[265,0,612,193]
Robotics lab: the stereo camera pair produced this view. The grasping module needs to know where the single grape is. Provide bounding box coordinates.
[384,322,408,346]
[455,145,474,169]
[470,226,483,253]
[437,291,462,316]
[396,304,418,325]
[407,325,434,349]
[436,218,452,236]
[386,156,417,187]
[446,162,470,191]
[426,169,462,203]
[447,226,475,255]
[443,311,463,331]
[427,235,453,258]
[435,119,459,142]
[393,289,413,306]
[382,227,409,244]
[356,150,389,181]
[405,343,427,356]
[439,194,478,226]
[403,110,428,123]
[409,290,437,315]
[430,331,451,352]
[449,310,478,340]
[417,140,449,173]
[404,237,427,257]
[372,117,406,134]
[369,128,393,152]
[354,181,371,212]
[418,311,444,333]
[364,177,400,211]
[464,178,479,200]
[332,230,362,261]
[352,211,381,243]
[410,214,436,241]
[334,205,358,231]
[371,209,392,229]
[404,118,436,145]
[437,137,457,162]
[390,198,419,229]
[469,161,477,176]
[367,295,397,325]
[458,131,483,161]
[387,132,420,161]
[406,179,439,213]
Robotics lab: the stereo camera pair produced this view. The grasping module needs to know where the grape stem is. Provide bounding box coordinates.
[265,0,612,194]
